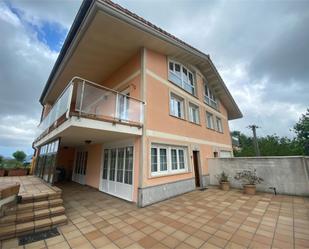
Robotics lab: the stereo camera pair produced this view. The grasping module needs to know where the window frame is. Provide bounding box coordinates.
[151,144,188,177]
[216,117,223,133]
[168,59,196,96]
[204,81,218,110]
[206,111,215,130]
[169,93,185,119]
[188,102,200,124]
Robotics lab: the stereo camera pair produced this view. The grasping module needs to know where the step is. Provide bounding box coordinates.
[19,192,62,204]
[0,206,65,226]
[5,199,63,215]
[0,214,67,240]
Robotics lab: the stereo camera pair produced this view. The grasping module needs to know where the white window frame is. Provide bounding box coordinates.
[216,117,223,133]
[204,82,218,110]
[206,111,215,129]
[188,103,200,124]
[170,93,185,119]
[151,144,188,177]
[168,60,195,95]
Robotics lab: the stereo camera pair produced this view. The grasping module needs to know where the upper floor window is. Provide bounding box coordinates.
[204,82,218,110]
[169,60,195,95]
[170,93,185,119]
[216,117,223,133]
[188,103,200,124]
[206,111,214,129]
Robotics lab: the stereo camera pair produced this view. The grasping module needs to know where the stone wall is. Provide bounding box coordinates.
[208,156,309,196]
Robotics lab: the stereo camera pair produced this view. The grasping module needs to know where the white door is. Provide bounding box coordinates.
[72,151,88,185]
[100,146,133,201]
[117,89,130,121]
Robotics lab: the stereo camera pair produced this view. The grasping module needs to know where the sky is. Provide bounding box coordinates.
[0,0,308,157]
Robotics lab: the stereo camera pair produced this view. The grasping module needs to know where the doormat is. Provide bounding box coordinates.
[19,228,60,246]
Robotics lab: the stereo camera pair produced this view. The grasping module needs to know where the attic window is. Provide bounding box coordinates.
[168,60,195,95]
[204,82,218,110]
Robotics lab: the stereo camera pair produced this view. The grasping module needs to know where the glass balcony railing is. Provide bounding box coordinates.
[37,77,144,140]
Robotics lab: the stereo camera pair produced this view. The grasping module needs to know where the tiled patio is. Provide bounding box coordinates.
[1,182,309,249]
[0,176,60,197]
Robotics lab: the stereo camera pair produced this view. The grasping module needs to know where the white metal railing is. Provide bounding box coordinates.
[36,77,144,139]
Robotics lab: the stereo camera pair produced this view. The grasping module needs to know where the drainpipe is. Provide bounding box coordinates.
[138,47,147,207]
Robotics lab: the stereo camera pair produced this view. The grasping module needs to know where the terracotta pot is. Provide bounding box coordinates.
[220,181,230,191]
[243,184,256,195]
[7,169,28,176]
[0,169,5,177]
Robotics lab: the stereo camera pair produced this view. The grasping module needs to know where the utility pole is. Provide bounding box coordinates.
[248,125,260,156]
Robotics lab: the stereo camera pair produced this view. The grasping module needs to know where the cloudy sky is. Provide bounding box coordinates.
[0,0,308,157]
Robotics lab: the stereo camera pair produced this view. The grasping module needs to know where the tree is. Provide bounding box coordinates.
[292,108,309,155]
[12,151,27,162]
[0,155,3,166]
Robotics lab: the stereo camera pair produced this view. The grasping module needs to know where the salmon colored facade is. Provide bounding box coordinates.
[33,0,241,207]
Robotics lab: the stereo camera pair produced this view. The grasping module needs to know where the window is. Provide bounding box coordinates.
[151,146,168,174]
[170,93,185,119]
[216,117,223,133]
[204,82,218,109]
[189,103,200,124]
[206,112,214,129]
[169,60,195,95]
[151,144,188,176]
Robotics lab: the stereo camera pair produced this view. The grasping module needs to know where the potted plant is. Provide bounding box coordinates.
[234,169,263,195]
[216,171,230,191]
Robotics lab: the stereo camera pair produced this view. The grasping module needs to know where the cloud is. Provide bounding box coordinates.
[0,1,79,156]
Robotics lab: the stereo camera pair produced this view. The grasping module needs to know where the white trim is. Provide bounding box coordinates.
[169,92,185,119]
[146,69,227,120]
[99,142,135,201]
[150,143,189,177]
[168,59,195,95]
[34,116,142,147]
[188,102,200,124]
[146,129,232,149]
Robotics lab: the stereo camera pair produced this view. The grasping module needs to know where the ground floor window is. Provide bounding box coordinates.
[151,144,188,176]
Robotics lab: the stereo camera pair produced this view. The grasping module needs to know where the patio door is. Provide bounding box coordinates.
[100,146,133,201]
[72,150,88,185]
[117,89,130,121]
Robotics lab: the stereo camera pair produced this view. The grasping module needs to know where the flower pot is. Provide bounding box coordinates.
[220,181,230,191]
[0,169,5,177]
[243,184,256,195]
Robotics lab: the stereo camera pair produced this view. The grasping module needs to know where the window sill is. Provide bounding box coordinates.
[169,114,186,121]
[149,170,189,179]
[188,121,201,126]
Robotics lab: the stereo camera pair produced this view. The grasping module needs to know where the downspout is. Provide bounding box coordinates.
[138,47,147,207]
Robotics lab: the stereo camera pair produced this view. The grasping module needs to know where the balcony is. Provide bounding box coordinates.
[34,77,144,147]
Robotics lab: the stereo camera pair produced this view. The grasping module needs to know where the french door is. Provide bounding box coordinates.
[72,151,88,185]
[100,146,133,201]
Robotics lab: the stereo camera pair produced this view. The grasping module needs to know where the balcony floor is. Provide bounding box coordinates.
[1,182,309,249]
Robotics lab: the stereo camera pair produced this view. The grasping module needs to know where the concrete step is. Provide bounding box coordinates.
[0,214,67,240]
[5,199,63,216]
[0,206,65,226]
[19,192,62,204]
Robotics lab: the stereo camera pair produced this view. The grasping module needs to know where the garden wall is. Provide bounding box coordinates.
[208,156,309,196]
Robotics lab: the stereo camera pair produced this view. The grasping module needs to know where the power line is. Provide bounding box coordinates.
[248,125,261,156]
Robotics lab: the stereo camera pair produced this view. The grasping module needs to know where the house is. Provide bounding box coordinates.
[32,0,242,207]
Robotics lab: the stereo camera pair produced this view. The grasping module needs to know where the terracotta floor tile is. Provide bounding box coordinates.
[138,235,158,248]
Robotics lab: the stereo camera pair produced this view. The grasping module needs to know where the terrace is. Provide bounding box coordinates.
[1,180,309,249]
